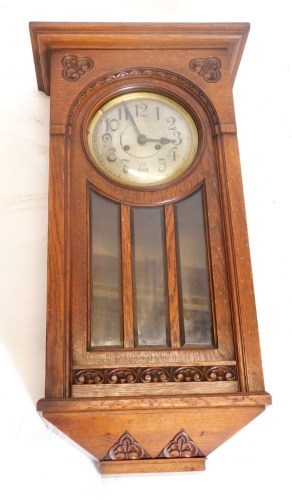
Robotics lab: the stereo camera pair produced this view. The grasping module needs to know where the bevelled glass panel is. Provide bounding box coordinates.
[90,191,122,347]
[131,207,169,346]
[175,189,213,346]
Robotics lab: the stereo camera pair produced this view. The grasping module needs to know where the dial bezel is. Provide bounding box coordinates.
[85,86,203,190]
[87,91,199,187]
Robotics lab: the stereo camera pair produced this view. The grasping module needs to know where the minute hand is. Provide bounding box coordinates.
[123,102,141,136]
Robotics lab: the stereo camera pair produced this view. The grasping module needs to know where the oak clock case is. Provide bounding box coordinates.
[30,22,271,475]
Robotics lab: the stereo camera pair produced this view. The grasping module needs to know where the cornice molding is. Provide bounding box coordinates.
[29,22,250,94]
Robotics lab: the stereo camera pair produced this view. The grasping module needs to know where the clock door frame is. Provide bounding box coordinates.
[68,71,238,399]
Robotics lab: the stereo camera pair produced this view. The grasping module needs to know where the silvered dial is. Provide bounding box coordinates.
[88,91,199,186]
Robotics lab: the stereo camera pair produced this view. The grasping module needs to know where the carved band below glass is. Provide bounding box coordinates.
[73,365,237,384]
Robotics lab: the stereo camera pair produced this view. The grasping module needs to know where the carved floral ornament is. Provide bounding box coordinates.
[62,55,94,82]
[189,57,221,83]
[73,365,237,384]
[103,432,151,461]
[61,54,221,84]
[102,430,204,461]
[158,430,204,459]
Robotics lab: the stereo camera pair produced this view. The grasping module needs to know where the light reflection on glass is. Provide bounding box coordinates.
[131,207,169,347]
[175,189,213,346]
[90,192,122,347]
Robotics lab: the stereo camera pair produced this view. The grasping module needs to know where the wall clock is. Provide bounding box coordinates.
[30,22,271,474]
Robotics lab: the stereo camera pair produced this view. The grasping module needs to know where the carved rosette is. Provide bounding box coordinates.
[189,57,221,83]
[158,429,204,459]
[73,365,237,384]
[103,432,151,461]
[62,55,94,82]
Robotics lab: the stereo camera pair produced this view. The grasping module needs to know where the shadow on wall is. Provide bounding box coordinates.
[0,91,50,403]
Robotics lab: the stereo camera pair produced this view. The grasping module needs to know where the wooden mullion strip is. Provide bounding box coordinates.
[121,204,134,348]
[165,204,180,348]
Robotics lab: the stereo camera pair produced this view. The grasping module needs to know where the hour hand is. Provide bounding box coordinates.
[147,137,176,144]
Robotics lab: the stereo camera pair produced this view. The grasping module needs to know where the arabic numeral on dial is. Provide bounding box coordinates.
[119,107,130,121]
[173,131,182,145]
[139,163,149,173]
[105,118,119,132]
[135,103,148,118]
[158,159,167,172]
[121,159,129,173]
[167,116,177,130]
[168,147,177,161]
[101,133,112,146]
[107,148,117,162]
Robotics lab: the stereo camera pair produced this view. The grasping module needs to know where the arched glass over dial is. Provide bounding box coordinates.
[87,91,199,186]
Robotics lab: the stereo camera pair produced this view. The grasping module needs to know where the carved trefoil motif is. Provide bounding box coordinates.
[102,431,151,461]
[157,429,204,459]
[62,55,94,82]
[102,429,204,461]
[189,57,221,83]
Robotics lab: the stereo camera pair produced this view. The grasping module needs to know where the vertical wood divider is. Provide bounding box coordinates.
[121,204,134,348]
[165,204,181,348]
[45,133,67,398]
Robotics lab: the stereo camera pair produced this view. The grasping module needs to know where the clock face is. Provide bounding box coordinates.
[87,91,199,186]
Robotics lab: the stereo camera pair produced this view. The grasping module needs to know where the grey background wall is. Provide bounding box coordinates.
[0,1,291,498]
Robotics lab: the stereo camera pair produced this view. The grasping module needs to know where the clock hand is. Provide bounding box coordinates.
[123,103,151,146]
[122,103,176,146]
[137,135,177,145]
[146,137,176,144]
[123,102,141,137]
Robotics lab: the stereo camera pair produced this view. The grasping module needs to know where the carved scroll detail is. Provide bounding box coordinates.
[73,369,104,384]
[102,432,151,461]
[140,367,170,383]
[107,369,137,384]
[157,429,204,459]
[189,57,221,83]
[205,365,236,381]
[173,366,204,382]
[62,55,94,82]
[73,365,237,384]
